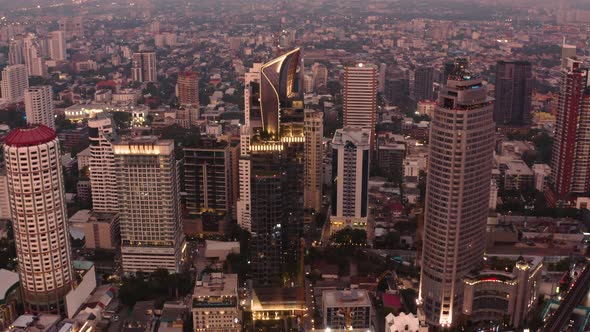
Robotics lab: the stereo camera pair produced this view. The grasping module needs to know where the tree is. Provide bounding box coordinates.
[112,111,132,129]
[330,228,367,246]
[382,231,401,249]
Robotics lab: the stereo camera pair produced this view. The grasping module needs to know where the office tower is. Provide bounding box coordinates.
[8,39,23,65]
[184,139,231,233]
[343,63,377,148]
[25,86,54,129]
[237,49,305,287]
[330,127,370,233]
[312,63,328,91]
[1,64,29,103]
[304,110,323,213]
[58,17,84,39]
[88,114,118,213]
[419,65,495,327]
[113,137,183,273]
[176,71,199,106]
[378,63,387,93]
[443,58,468,84]
[493,61,533,127]
[385,77,410,105]
[0,173,10,220]
[547,58,590,206]
[561,40,576,70]
[48,31,66,61]
[23,36,47,77]
[131,52,157,82]
[3,125,74,314]
[414,66,435,102]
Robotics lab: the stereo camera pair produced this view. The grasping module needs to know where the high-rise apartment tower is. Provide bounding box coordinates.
[4,125,74,314]
[419,64,495,327]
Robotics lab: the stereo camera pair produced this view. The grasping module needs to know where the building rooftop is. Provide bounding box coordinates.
[386,312,420,332]
[4,125,57,147]
[322,289,372,308]
[192,273,238,309]
[332,127,371,147]
[10,314,61,332]
[0,269,19,303]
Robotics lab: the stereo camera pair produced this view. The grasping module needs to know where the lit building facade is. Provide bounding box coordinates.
[330,127,370,233]
[462,256,543,328]
[343,63,377,148]
[3,125,74,314]
[304,110,323,213]
[113,138,183,273]
[419,63,495,327]
[191,273,240,332]
[237,49,305,288]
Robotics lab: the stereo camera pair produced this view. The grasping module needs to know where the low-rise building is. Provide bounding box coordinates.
[494,157,534,191]
[191,273,240,332]
[532,164,551,192]
[462,256,543,328]
[385,311,428,332]
[322,289,372,330]
[0,270,19,330]
[9,314,61,332]
[158,302,187,332]
[69,211,120,250]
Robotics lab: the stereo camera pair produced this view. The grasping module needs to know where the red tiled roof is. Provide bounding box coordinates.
[4,125,57,147]
[383,293,402,308]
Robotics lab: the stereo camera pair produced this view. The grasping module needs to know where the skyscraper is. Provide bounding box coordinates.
[1,64,29,103]
[378,63,387,93]
[176,71,199,106]
[493,61,533,127]
[25,86,55,129]
[304,110,323,213]
[312,63,328,91]
[184,139,232,234]
[131,52,157,82]
[561,41,576,70]
[23,36,47,77]
[414,66,435,102]
[113,138,183,273]
[330,127,371,233]
[48,31,66,61]
[343,63,377,148]
[8,39,23,65]
[4,125,74,314]
[58,17,84,39]
[88,114,118,213]
[0,172,11,220]
[237,48,305,287]
[547,58,590,206]
[419,64,495,327]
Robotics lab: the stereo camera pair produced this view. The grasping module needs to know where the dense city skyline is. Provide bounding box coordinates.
[0,0,589,331]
